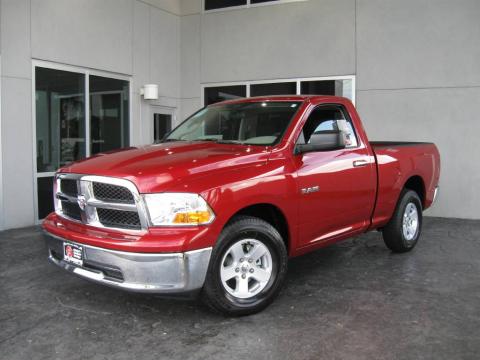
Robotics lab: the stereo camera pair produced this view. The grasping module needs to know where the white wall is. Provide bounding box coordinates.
[200,0,355,83]
[179,12,201,121]
[355,0,480,219]
[1,0,33,228]
[0,4,3,231]
[178,0,480,219]
[0,0,182,229]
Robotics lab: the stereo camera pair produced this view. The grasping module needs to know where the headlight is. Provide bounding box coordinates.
[144,193,215,226]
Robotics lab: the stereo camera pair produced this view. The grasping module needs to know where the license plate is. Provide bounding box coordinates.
[64,242,83,266]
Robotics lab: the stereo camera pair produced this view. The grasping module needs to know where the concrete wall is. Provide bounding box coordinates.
[0,5,3,231]
[0,0,478,229]
[0,2,3,230]
[355,0,480,219]
[0,0,181,229]
[179,0,480,219]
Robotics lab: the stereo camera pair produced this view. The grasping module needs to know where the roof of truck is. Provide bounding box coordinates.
[210,95,350,106]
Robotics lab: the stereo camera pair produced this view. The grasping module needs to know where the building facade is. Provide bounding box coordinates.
[1,0,479,230]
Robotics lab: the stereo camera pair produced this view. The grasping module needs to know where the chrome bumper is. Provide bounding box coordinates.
[44,232,212,294]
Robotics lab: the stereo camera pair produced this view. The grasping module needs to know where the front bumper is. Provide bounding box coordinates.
[44,232,212,294]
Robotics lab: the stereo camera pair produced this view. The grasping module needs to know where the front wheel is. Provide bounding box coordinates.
[201,216,288,316]
[382,189,423,253]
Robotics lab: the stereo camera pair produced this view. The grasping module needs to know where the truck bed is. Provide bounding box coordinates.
[369,141,440,229]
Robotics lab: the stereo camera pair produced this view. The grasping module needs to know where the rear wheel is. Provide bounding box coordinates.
[202,216,288,316]
[382,189,423,253]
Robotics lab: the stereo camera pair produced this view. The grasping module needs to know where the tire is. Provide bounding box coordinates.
[201,216,288,316]
[382,189,423,253]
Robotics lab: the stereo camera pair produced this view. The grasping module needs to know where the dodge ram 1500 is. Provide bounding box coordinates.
[43,95,440,315]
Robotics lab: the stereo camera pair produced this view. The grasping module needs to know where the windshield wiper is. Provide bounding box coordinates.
[160,138,184,143]
[192,138,219,142]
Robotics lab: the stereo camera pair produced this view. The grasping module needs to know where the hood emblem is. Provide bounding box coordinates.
[77,195,87,210]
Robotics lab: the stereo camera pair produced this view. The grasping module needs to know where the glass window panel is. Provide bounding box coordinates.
[90,75,130,155]
[205,0,246,10]
[37,176,54,219]
[250,82,297,97]
[35,67,85,172]
[301,79,354,101]
[300,80,337,96]
[298,107,358,148]
[153,114,172,142]
[204,85,247,106]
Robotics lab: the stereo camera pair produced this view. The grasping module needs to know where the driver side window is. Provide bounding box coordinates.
[297,106,358,148]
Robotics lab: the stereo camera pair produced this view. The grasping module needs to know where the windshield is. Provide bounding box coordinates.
[165,101,301,145]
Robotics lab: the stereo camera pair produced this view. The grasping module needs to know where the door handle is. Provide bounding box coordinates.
[353,159,369,167]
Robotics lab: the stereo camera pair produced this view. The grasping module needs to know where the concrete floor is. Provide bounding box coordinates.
[1,217,479,360]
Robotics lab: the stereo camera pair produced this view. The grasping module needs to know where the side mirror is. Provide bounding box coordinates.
[295,130,346,154]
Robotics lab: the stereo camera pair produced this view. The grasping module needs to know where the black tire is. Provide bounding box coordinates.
[382,189,423,253]
[201,216,288,316]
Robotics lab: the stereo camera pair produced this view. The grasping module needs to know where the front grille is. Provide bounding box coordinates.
[56,175,144,232]
[61,179,78,197]
[92,182,134,204]
[97,208,141,230]
[61,200,82,220]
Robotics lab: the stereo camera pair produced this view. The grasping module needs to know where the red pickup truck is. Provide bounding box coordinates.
[43,95,440,315]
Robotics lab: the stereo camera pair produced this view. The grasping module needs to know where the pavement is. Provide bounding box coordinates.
[1,217,479,360]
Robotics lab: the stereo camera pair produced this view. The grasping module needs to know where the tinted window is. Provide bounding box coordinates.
[90,75,129,155]
[167,102,300,145]
[205,0,246,10]
[298,106,358,148]
[300,80,338,96]
[35,67,131,220]
[250,82,296,97]
[153,114,172,142]
[204,85,247,106]
[35,67,86,172]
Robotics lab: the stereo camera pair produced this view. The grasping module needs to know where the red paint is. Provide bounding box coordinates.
[43,96,440,256]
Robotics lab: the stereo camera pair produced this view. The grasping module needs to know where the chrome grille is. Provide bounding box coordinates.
[55,174,147,232]
[60,200,82,221]
[92,182,134,204]
[60,179,78,197]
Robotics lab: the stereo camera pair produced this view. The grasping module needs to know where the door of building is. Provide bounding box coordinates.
[151,107,175,143]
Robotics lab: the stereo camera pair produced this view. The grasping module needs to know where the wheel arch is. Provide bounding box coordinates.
[403,175,426,208]
[226,203,291,254]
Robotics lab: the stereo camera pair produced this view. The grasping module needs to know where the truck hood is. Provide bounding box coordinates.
[60,141,271,193]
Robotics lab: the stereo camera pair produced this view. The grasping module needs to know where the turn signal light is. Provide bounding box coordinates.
[173,211,212,225]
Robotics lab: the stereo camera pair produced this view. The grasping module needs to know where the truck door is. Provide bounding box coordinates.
[294,104,376,247]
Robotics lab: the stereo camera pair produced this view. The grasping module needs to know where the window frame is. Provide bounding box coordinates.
[203,0,308,13]
[295,103,360,152]
[31,59,132,223]
[201,75,356,107]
